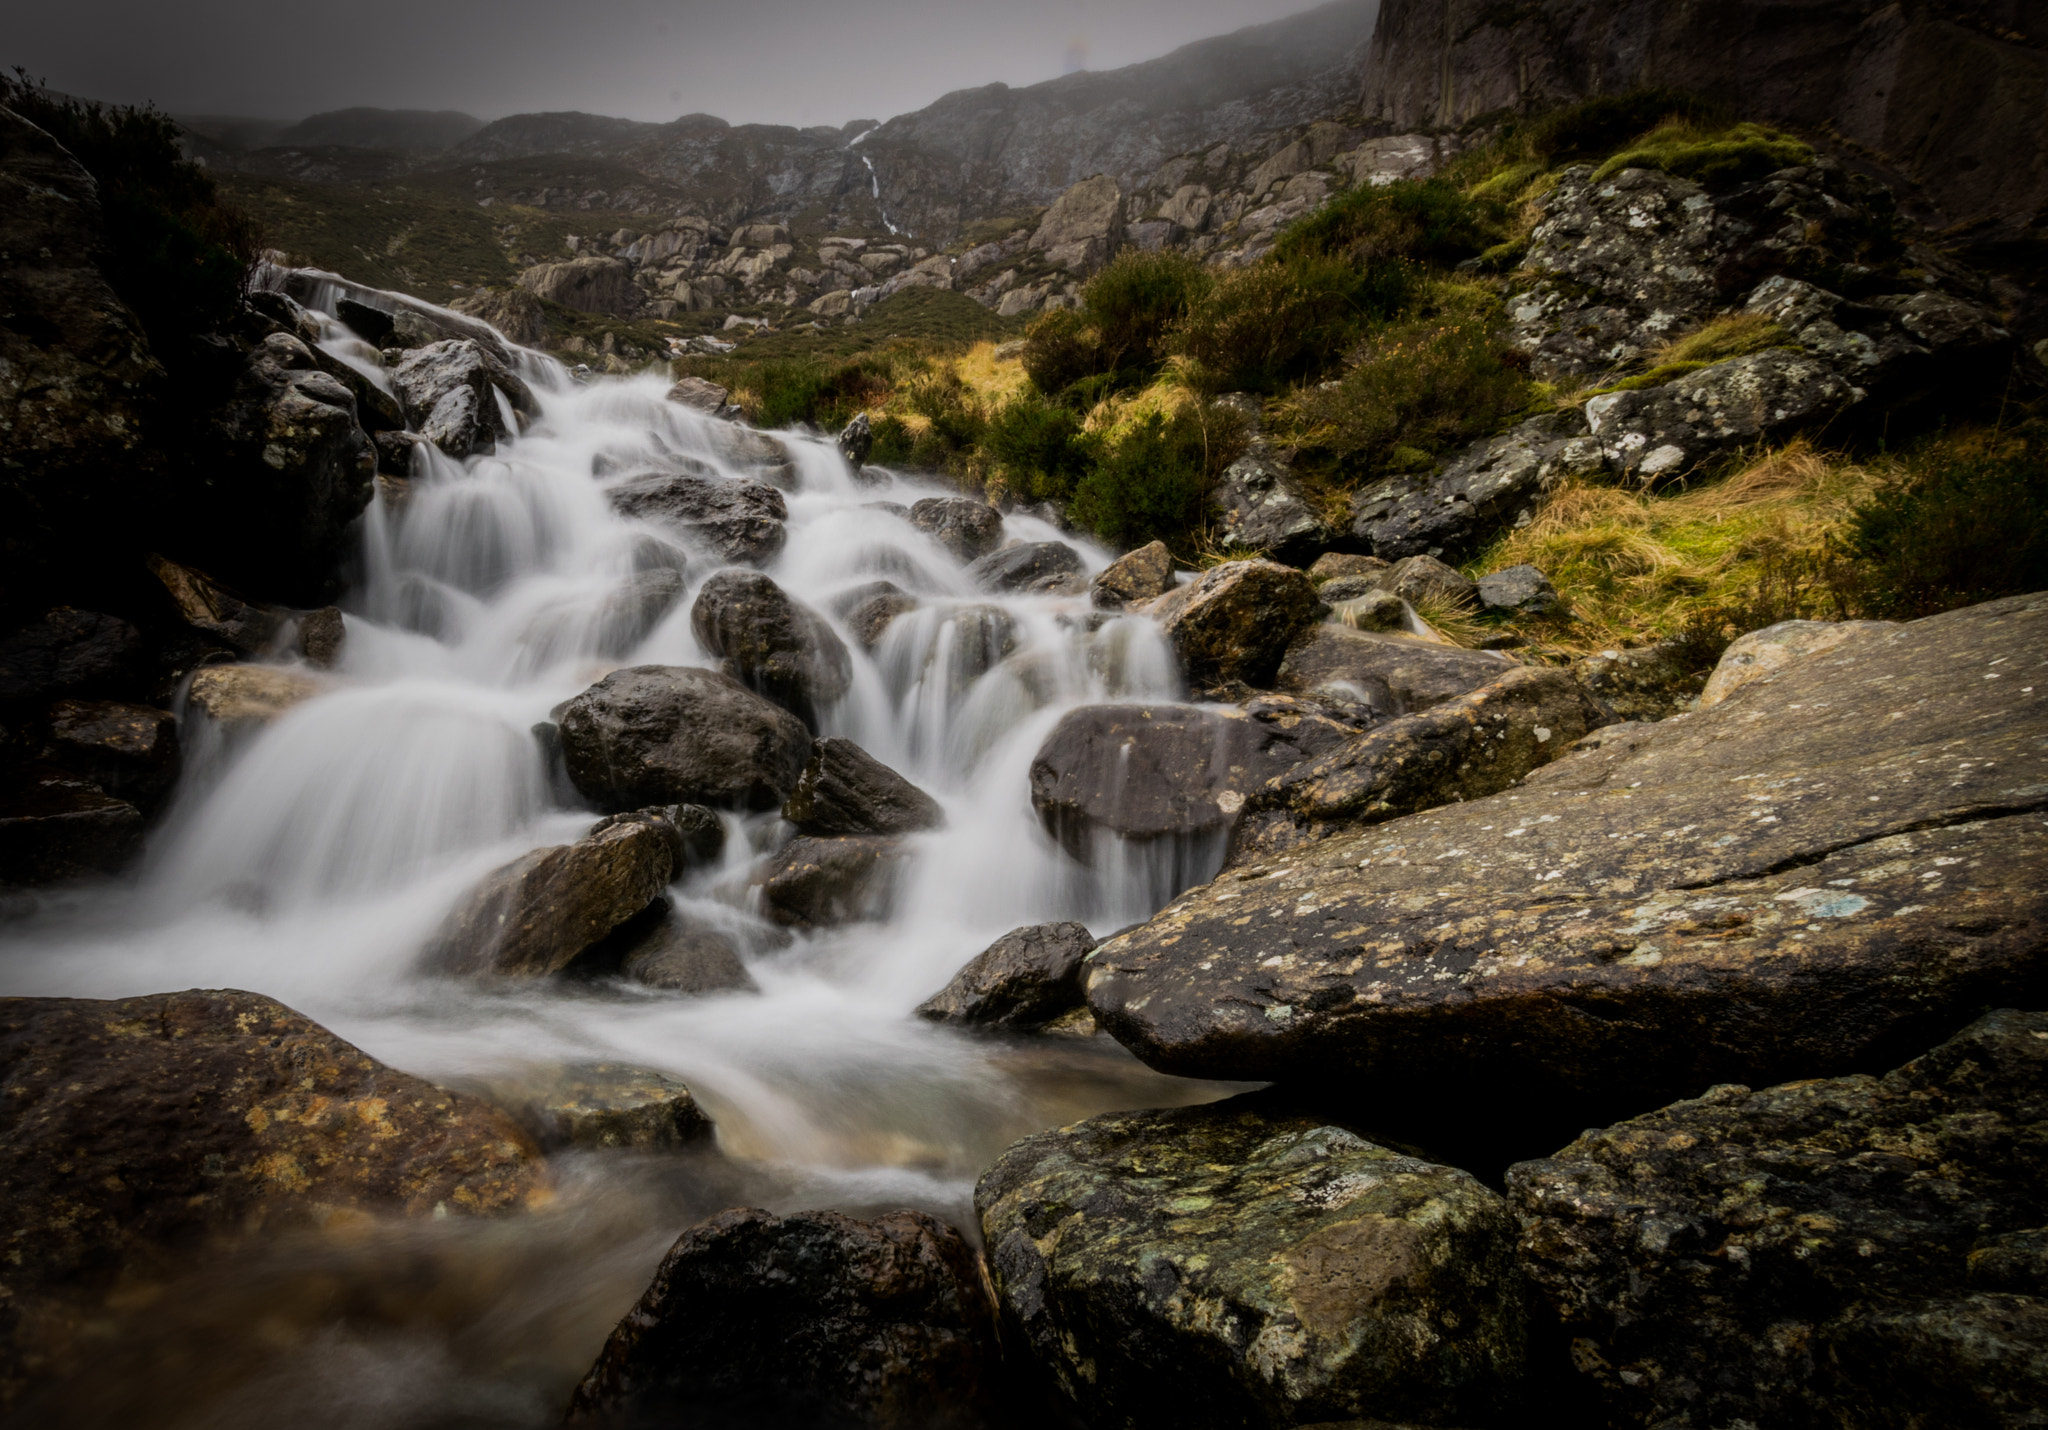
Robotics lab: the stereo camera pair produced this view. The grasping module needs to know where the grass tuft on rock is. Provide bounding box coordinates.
[1590,120,1814,186]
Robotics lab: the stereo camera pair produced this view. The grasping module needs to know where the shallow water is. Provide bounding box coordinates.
[0,281,1250,1425]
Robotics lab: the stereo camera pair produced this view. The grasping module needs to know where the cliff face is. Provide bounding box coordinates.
[1359,0,2047,238]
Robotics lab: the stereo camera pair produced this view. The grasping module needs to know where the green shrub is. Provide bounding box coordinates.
[1,71,258,350]
[1272,177,1499,268]
[1172,252,1414,395]
[1084,249,1214,371]
[869,414,917,466]
[1303,305,1534,475]
[741,353,896,430]
[1021,307,1100,401]
[1068,408,1215,551]
[983,394,1094,504]
[1844,430,2048,618]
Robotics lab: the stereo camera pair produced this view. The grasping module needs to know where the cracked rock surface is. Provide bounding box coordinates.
[1086,593,2048,1120]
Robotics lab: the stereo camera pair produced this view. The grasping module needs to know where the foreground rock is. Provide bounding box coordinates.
[1028,699,1368,857]
[0,990,543,1395]
[569,1206,997,1428]
[977,1099,1529,1428]
[1697,615,1897,709]
[609,472,788,566]
[783,737,944,837]
[557,665,812,812]
[1229,666,1614,862]
[44,700,180,808]
[1154,559,1322,687]
[690,570,853,731]
[1091,540,1177,609]
[1277,626,1516,714]
[501,1062,715,1151]
[0,764,144,887]
[1510,1009,2048,1429]
[908,497,1004,563]
[753,835,908,930]
[1086,594,2048,1126]
[915,922,1098,1030]
[388,338,535,458]
[1570,642,1707,722]
[1208,430,1331,564]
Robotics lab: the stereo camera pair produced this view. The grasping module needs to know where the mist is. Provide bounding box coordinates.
[7,0,1336,127]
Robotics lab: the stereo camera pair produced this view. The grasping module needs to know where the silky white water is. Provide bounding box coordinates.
[0,284,1246,1424]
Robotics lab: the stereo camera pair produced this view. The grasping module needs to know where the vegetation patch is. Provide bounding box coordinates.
[1590,120,1814,186]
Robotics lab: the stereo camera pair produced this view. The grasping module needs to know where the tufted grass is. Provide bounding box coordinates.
[1590,120,1814,186]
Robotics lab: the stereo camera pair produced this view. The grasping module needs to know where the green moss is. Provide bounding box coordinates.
[1591,122,1814,186]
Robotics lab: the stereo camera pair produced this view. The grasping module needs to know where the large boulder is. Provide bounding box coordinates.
[1085,593,2048,1130]
[609,472,788,566]
[422,815,676,978]
[515,256,641,316]
[388,338,535,458]
[1028,700,1367,858]
[0,107,163,613]
[915,922,1098,1030]
[1091,540,1177,610]
[976,1099,1530,1428]
[567,1206,998,1429]
[1349,410,1605,560]
[1509,1009,2048,1429]
[1029,173,1125,273]
[0,764,143,887]
[908,497,1004,563]
[556,665,813,812]
[0,990,543,1396]
[1276,626,1516,713]
[1154,560,1322,688]
[689,570,854,731]
[752,835,908,930]
[965,540,1086,594]
[1228,666,1614,863]
[783,736,944,837]
[1585,347,1862,484]
[1209,439,1332,565]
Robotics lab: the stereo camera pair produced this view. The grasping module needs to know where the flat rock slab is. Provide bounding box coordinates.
[976,1099,1528,1429]
[1508,1009,2048,1429]
[1086,594,2048,1120]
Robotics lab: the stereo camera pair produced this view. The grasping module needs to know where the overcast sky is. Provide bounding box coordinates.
[8,0,1333,128]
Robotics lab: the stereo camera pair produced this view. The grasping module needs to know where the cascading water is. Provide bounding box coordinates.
[0,281,1249,1423]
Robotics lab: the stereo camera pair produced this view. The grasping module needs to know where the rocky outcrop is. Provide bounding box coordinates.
[976,1098,1530,1428]
[916,922,1098,1030]
[515,256,641,316]
[753,835,909,930]
[1509,1008,2048,1429]
[0,990,544,1398]
[1698,615,1898,709]
[146,553,287,656]
[1029,173,1125,273]
[1154,559,1323,688]
[556,665,813,812]
[388,338,535,458]
[1358,0,2048,242]
[689,570,854,731]
[908,497,1004,563]
[1208,403,1332,563]
[1276,626,1515,713]
[568,1206,998,1429]
[1085,593,2048,1128]
[44,700,180,808]
[782,736,944,837]
[1350,411,1604,561]
[609,471,788,565]
[1228,665,1613,862]
[1587,347,1862,483]
[422,814,676,977]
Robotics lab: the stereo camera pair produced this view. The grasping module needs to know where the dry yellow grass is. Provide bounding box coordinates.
[1472,439,1886,652]
[948,340,1030,411]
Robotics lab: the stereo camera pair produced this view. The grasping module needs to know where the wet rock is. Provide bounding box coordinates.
[915,922,1097,1030]
[690,570,853,731]
[1229,666,1614,863]
[389,338,536,458]
[1475,564,1561,617]
[423,816,676,978]
[183,665,326,736]
[557,665,812,813]
[506,1062,714,1151]
[0,764,143,887]
[1698,616,1897,709]
[0,989,543,1390]
[450,286,548,346]
[1154,559,1322,688]
[1570,642,1706,722]
[1028,700,1364,858]
[1349,411,1603,562]
[0,610,143,709]
[593,569,686,657]
[966,540,1086,594]
[1508,1009,2048,1429]
[844,583,920,650]
[334,297,395,346]
[1276,627,1516,714]
[976,1099,1529,1429]
[1091,540,1177,609]
[610,473,787,566]
[665,375,732,416]
[619,911,758,996]
[46,700,180,807]
[706,425,797,487]
[908,497,1004,563]
[516,255,641,316]
[146,554,288,656]
[1323,586,1410,633]
[1085,594,2048,1128]
[1385,555,1478,611]
[784,737,944,837]
[296,606,347,668]
[838,411,873,467]
[1586,348,1860,484]
[567,1206,998,1429]
[1210,442,1331,565]
[753,835,908,930]
[665,803,727,870]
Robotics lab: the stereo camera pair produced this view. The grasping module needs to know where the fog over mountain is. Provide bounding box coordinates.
[6,0,1331,128]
